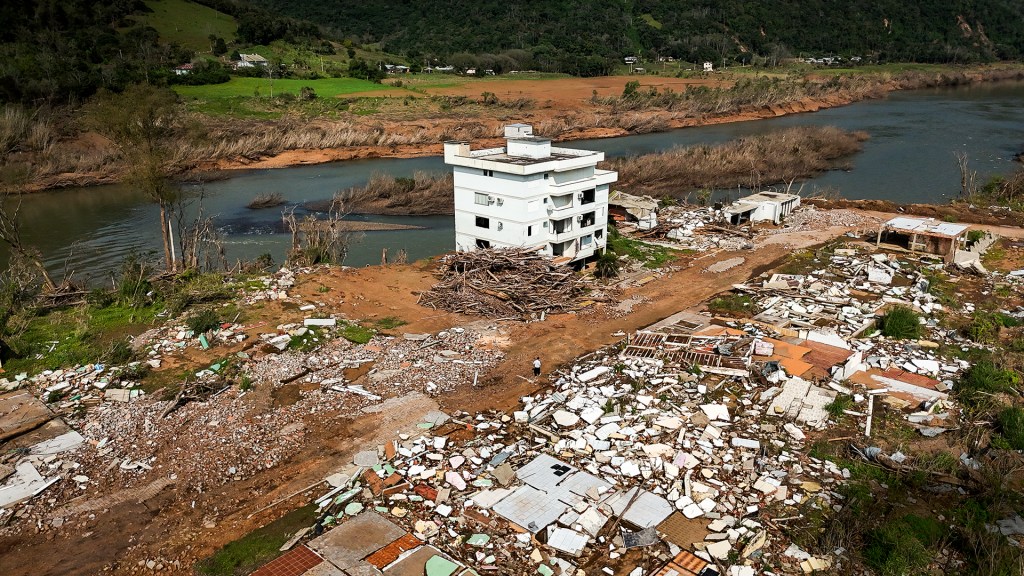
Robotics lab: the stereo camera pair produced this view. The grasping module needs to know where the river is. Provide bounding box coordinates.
[5,80,1024,281]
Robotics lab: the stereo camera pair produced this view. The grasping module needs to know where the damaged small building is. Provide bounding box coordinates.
[609,191,659,230]
[875,217,969,262]
[723,192,800,226]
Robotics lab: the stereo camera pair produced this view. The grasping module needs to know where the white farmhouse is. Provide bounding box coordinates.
[444,124,617,263]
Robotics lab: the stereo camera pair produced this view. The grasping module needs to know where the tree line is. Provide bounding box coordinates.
[249,0,1024,69]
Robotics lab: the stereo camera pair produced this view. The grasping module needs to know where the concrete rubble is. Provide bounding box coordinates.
[250,242,1006,576]
[0,266,506,533]
[0,227,1013,573]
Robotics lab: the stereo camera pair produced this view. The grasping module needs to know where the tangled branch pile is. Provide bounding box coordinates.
[418,248,590,318]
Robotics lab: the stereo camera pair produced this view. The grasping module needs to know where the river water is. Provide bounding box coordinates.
[6,80,1024,281]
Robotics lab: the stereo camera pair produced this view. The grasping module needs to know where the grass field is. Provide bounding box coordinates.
[137,0,237,52]
[175,77,403,99]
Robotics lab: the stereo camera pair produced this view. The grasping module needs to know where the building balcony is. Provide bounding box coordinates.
[549,228,576,242]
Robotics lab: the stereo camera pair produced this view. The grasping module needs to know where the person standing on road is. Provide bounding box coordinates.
[533,357,542,377]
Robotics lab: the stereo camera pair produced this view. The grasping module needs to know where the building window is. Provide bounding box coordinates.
[552,218,571,234]
[476,239,490,249]
[551,194,573,209]
[475,216,489,228]
[581,211,596,227]
[483,169,494,177]
[581,189,596,205]
[474,192,489,205]
[527,225,532,236]
[595,228,604,240]
[544,173,549,180]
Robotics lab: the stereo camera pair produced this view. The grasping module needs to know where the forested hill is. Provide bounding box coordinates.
[248,0,1024,71]
[0,0,324,104]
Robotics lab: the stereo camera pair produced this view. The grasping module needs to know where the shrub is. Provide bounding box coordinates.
[863,516,937,576]
[186,308,221,335]
[102,340,135,365]
[825,394,854,419]
[707,293,754,317]
[966,310,1019,343]
[878,306,922,339]
[117,252,153,308]
[959,359,1020,395]
[594,251,620,278]
[998,407,1024,450]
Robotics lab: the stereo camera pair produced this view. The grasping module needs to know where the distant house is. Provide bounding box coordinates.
[173,63,194,76]
[703,61,714,72]
[237,53,268,68]
[624,56,639,64]
[384,64,410,74]
[465,68,477,75]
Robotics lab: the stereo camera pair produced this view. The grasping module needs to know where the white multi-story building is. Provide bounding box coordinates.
[444,124,618,263]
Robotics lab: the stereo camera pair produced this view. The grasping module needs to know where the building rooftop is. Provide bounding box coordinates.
[465,147,599,165]
[882,217,969,238]
[724,191,801,214]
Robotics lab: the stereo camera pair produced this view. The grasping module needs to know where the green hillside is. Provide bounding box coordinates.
[136,0,238,52]
[248,0,1024,72]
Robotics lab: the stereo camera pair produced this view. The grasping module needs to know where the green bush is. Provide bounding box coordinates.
[594,251,620,278]
[707,293,753,316]
[966,310,1020,343]
[878,305,922,339]
[998,407,1024,450]
[959,359,1020,396]
[825,394,854,419]
[186,308,221,335]
[863,515,939,576]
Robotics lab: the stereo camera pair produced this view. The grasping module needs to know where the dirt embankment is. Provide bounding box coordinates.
[807,198,1024,228]
[18,66,1024,192]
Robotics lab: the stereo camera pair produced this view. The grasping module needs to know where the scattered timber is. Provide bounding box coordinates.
[418,248,591,319]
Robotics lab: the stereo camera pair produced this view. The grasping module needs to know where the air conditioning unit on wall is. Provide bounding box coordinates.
[487,195,495,205]
[496,198,504,206]
[497,222,503,231]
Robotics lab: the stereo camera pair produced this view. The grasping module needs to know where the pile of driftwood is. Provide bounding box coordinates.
[418,248,590,318]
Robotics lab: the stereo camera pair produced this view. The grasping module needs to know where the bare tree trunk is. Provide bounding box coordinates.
[956,151,977,199]
[159,202,174,272]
